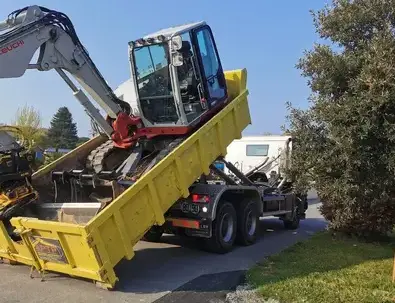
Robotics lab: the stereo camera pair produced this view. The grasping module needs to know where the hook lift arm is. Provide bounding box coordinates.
[0,5,141,148]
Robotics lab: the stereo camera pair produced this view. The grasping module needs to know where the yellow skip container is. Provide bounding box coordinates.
[0,69,251,289]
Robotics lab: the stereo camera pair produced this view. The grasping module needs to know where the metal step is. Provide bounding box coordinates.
[260,210,292,217]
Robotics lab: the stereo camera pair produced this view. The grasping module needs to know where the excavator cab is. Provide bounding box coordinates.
[129,22,228,131]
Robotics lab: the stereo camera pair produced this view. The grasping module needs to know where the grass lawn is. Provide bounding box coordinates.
[247,231,395,303]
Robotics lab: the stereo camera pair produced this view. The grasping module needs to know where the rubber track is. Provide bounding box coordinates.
[86,137,185,176]
[86,139,115,173]
[123,137,185,180]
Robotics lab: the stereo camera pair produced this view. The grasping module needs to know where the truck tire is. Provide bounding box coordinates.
[284,207,300,230]
[142,225,164,242]
[204,201,237,254]
[236,200,259,246]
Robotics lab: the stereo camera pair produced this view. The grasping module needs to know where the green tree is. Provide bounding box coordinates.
[285,0,395,238]
[47,107,79,149]
[43,152,64,166]
[12,104,47,149]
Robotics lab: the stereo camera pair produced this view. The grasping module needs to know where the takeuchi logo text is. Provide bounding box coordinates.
[0,40,24,55]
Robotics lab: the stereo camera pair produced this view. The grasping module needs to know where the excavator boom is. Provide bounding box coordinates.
[0,6,135,139]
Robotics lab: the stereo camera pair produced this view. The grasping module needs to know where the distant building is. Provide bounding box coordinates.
[44,147,72,154]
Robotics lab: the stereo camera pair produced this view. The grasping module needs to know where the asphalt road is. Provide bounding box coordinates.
[0,200,325,303]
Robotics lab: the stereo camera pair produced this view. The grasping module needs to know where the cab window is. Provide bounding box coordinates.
[246,144,269,156]
[194,27,226,106]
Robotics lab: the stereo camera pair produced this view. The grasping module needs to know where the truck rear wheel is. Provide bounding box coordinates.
[142,225,164,242]
[204,201,237,254]
[284,207,300,230]
[236,200,259,246]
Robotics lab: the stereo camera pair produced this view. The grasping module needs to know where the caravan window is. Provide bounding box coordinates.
[246,144,269,156]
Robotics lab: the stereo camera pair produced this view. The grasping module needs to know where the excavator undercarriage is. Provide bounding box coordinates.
[50,136,185,205]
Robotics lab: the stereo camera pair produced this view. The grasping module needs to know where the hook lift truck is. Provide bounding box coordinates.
[0,5,307,288]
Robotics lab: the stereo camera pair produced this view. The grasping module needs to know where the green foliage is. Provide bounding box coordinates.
[43,152,63,166]
[247,231,395,303]
[285,0,395,237]
[12,104,47,149]
[47,107,79,149]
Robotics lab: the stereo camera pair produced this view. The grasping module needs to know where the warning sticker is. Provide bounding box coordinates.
[29,236,68,264]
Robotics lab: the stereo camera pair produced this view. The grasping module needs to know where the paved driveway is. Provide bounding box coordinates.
[0,200,325,303]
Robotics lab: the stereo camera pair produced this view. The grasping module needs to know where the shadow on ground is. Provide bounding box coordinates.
[111,215,327,295]
[153,270,247,303]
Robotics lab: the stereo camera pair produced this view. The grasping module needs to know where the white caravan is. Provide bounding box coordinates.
[224,135,292,180]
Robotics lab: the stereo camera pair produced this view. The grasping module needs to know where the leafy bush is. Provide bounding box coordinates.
[43,152,64,166]
[285,0,395,238]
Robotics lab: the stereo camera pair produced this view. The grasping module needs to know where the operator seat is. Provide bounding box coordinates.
[178,41,198,101]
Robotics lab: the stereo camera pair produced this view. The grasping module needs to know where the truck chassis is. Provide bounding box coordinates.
[142,156,308,253]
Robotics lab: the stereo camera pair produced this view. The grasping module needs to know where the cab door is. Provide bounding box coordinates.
[192,25,227,109]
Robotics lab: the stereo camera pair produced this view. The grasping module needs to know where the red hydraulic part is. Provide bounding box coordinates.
[110,112,190,149]
[110,112,142,149]
[109,97,229,149]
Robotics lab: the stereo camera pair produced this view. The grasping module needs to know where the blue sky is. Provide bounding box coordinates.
[0,0,329,137]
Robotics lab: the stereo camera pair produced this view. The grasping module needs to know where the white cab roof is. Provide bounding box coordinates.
[142,21,206,40]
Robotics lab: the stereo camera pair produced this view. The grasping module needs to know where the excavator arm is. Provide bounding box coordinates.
[0,5,140,145]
